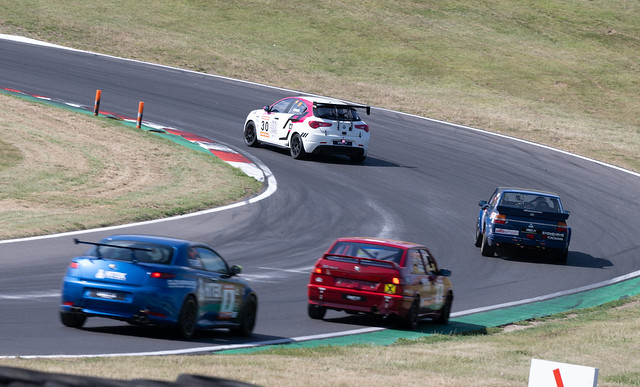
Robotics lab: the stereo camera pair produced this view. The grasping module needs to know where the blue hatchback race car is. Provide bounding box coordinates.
[60,234,258,338]
[475,187,571,263]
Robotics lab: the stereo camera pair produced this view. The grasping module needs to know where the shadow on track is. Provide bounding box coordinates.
[80,323,286,345]
[491,249,613,269]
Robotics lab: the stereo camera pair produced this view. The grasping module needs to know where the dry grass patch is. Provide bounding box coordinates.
[0,93,261,239]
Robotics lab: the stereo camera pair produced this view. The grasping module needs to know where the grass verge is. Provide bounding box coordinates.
[1,0,638,172]
[1,296,640,386]
[0,93,261,240]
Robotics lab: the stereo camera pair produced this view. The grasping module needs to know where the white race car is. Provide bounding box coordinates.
[243,96,370,163]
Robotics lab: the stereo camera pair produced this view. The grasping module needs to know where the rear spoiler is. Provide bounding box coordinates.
[313,102,371,115]
[323,253,398,269]
[74,238,152,261]
[496,206,570,221]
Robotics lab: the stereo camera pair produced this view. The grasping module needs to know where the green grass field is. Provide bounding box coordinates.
[1,1,639,386]
[2,0,638,172]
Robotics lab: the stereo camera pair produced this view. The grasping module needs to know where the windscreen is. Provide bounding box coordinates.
[500,193,561,213]
[329,241,402,263]
[313,105,362,121]
[88,240,173,264]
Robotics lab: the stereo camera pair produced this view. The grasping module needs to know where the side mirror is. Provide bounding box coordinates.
[230,265,243,275]
[263,106,270,113]
[478,200,488,207]
[439,269,452,277]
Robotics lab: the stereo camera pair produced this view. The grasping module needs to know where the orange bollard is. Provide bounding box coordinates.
[93,90,102,116]
[136,101,144,128]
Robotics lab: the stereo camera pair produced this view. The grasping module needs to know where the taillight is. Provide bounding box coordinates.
[391,277,400,285]
[150,272,176,279]
[355,124,369,132]
[69,262,79,269]
[491,213,507,224]
[308,121,332,129]
[557,221,568,232]
[314,266,323,274]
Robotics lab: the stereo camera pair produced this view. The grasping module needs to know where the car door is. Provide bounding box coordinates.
[481,189,501,231]
[420,249,447,310]
[406,248,436,314]
[191,246,244,324]
[259,98,295,145]
[277,98,308,140]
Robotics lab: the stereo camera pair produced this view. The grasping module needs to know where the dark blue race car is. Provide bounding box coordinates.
[60,234,258,338]
[475,187,571,263]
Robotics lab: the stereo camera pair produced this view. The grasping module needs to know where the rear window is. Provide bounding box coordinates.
[314,104,362,121]
[500,193,561,213]
[329,241,402,263]
[88,240,173,264]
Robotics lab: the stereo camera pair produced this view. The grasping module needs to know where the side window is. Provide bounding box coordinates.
[186,247,203,269]
[197,247,228,274]
[271,98,293,113]
[489,191,500,208]
[410,249,427,275]
[288,99,307,115]
[420,250,438,275]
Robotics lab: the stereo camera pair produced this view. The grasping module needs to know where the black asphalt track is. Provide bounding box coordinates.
[1,37,639,356]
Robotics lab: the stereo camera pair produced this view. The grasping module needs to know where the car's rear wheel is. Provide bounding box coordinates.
[176,296,198,339]
[244,121,260,147]
[480,232,495,257]
[553,248,568,264]
[350,153,366,164]
[60,311,87,328]
[290,133,307,159]
[308,304,326,320]
[231,295,257,337]
[435,293,453,324]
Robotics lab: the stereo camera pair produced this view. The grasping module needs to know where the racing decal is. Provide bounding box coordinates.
[167,279,197,289]
[542,231,566,241]
[435,282,445,304]
[219,285,238,319]
[384,284,396,294]
[199,280,223,301]
[95,269,126,281]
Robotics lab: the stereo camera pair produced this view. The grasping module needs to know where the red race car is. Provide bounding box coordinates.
[308,237,453,328]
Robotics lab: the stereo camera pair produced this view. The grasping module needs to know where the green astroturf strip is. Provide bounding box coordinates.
[220,276,640,354]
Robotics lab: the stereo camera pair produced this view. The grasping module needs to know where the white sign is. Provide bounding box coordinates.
[528,358,598,387]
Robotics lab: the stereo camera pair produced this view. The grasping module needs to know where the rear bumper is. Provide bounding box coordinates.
[302,133,368,156]
[60,277,180,325]
[308,284,409,317]
[487,232,569,251]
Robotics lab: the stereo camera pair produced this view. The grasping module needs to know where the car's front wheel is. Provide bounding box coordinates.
[176,296,198,339]
[474,227,483,247]
[60,311,87,328]
[244,121,260,147]
[435,293,453,324]
[290,133,307,159]
[404,300,420,329]
[231,295,257,337]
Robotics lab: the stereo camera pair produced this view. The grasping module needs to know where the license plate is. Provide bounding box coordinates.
[89,290,125,300]
[343,294,365,302]
[333,140,353,146]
